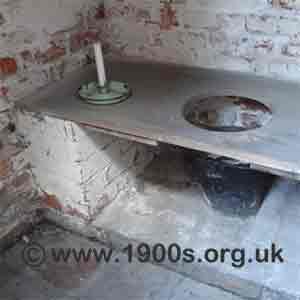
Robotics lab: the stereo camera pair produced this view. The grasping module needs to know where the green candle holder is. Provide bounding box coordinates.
[78,81,131,105]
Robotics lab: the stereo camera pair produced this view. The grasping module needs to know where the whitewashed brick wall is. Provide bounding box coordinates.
[102,0,300,81]
[18,112,154,220]
[2,0,300,223]
[0,0,107,222]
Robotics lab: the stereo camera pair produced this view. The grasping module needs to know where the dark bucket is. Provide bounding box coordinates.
[185,151,275,217]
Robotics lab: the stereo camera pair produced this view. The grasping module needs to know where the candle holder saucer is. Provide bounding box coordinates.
[78,81,131,105]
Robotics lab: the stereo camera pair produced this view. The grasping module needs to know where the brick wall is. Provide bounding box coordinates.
[0,0,105,101]
[2,0,300,224]
[0,0,154,224]
[0,0,106,225]
[102,0,300,81]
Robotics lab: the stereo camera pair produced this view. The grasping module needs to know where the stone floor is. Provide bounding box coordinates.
[0,223,295,300]
[91,147,300,299]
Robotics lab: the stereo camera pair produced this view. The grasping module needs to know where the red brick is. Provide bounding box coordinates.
[35,43,66,64]
[0,86,9,97]
[0,160,10,178]
[70,30,99,52]
[0,58,17,77]
[95,4,105,19]
[44,194,63,211]
[160,2,178,31]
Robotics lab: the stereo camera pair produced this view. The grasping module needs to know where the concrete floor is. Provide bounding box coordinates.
[91,147,300,299]
[1,147,300,300]
[0,223,295,300]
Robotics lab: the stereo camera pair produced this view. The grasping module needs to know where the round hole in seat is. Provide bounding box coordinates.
[183,96,272,132]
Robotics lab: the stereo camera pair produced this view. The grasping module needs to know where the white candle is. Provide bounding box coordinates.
[94,42,107,87]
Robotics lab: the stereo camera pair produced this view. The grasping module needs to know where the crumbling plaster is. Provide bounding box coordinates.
[18,112,154,220]
[0,0,109,225]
